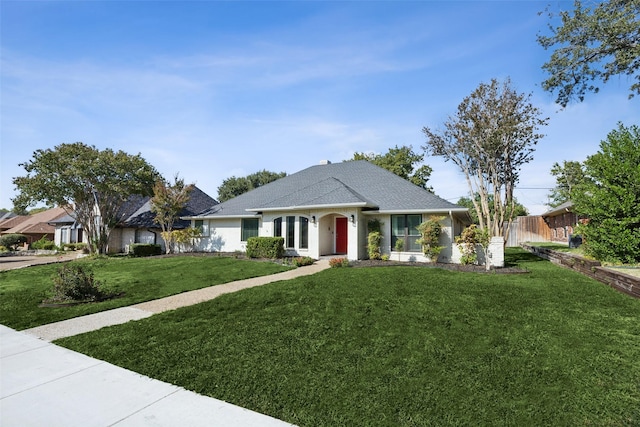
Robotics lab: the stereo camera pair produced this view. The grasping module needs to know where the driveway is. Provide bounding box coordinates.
[0,253,80,271]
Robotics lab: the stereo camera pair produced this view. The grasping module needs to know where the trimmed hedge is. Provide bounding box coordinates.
[246,237,284,259]
[129,243,162,257]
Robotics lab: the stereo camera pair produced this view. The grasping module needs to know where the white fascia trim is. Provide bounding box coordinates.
[373,208,468,214]
[180,214,261,220]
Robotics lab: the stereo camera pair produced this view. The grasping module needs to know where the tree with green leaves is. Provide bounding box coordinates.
[573,123,640,263]
[151,174,194,254]
[348,145,433,191]
[547,160,587,207]
[217,169,286,202]
[538,0,640,107]
[12,142,159,255]
[457,194,529,225]
[423,78,548,242]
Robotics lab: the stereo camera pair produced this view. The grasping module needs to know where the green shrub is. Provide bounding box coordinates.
[32,236,57,250]
[63,243,77,251]
[367,231,382,260]
[246,237,284,259]
[0,234,28,251]
[329,257,350,268]
[50,264,105,302]
[75,243,89,253]
[416,217,445,260]
[291,256,315,267]
[130,244,162,257]
[367,219,383,234]
[456,224,490,266]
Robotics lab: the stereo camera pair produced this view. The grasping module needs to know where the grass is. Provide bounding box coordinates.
[57,249,640,426]
[0,255,291,330]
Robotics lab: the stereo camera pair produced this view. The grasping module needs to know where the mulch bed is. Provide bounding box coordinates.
[350,259,529,274]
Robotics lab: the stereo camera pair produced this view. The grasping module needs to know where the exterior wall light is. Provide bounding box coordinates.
[350,215,355,223]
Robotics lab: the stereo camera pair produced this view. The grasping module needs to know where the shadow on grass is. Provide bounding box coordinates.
[504,248,545,268]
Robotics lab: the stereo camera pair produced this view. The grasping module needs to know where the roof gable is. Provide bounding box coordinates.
[196,161,465,217]
[1,207,68,235]
[120,186,218,228]
[250,177,375,211]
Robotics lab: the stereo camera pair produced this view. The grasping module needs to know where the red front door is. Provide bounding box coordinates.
[336,217,348,254]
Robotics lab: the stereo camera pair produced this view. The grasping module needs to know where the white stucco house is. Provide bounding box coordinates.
[184,160,474,263]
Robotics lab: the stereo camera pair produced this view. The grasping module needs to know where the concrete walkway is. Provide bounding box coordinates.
[24,259,330,341]
[2,259,330,427]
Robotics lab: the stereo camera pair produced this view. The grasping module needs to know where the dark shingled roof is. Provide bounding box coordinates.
[119,186,218,228]
[195,161,466,217]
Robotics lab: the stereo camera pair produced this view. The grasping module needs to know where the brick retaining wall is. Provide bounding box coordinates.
[521,244,640,299]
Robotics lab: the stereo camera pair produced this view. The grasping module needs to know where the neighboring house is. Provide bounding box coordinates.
[49,213,85,248]
[184,160,472,263]
[0,213,28,234]
[0,207,68,247]
[49,187,217,253]
[542,201,581,244]
[106,186,217,253]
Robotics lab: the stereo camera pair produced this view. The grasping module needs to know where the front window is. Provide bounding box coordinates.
[391,214,422,252]
[299,216,309,249]
[194,219,209,236]
[60,227,69,244]
[273,217,282,237]
[286,216,295,248]
[241,218,259,241]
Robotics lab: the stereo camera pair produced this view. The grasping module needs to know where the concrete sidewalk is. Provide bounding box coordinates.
[2,260,330,426]
[1,325,295,427]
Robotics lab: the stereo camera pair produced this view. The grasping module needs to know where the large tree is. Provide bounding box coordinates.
[457,194,528,225]
[538,0,640,107]
[151,174,194,254]
[548,160,587,207]
[217,169,286,202]
[573,123,640,263]
[422,78,548,242]
[12,142,159,254]
[348,145,433,191]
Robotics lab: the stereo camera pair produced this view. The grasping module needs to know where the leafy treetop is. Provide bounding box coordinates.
[12,142,159,254]
[348,145,433,191]
[217,170,286,202]
[538,0,640,107]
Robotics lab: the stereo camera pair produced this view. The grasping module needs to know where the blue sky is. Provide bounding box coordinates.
[1,1,637,215]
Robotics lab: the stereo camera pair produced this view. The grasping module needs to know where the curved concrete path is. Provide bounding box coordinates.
[2,259,330,427]
[24,259,330,341]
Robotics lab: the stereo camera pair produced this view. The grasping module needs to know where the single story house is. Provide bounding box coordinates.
[184,160,473,263]
[542,201,581,244]
[105,186,216,253]
[0,207,68,247]
[50,187,217,253]
[49,213,84,247]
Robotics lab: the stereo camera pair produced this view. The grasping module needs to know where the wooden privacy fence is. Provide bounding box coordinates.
[505,216,551,247]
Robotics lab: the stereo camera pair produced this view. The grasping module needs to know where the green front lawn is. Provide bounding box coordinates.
[57,249,640,426]
[0,255,291,330]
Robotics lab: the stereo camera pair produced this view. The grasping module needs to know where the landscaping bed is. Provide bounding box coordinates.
[350,259,528,274]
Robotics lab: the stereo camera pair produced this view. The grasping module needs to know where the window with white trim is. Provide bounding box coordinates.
[241,218,259,241]
[273,217,282,237]
[391,214,422,252]
[286,216,295,248]
[299,216,309,249]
